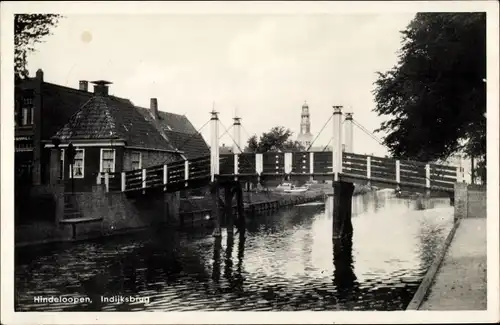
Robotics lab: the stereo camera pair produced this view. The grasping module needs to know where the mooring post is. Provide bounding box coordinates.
[211,181,221,237]
[225,182,234,235]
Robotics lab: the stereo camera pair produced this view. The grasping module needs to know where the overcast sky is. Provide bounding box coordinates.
[26,13,417,156]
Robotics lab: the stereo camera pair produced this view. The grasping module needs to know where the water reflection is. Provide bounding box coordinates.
[15,190,454,311]
[333,234,358,301]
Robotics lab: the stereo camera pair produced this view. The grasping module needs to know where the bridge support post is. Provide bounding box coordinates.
[224,182,234,235]
[235,182,245,233]
[211,181,221,237]
[331,180,355,240]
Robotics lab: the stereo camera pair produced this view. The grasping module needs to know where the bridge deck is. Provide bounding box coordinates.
[100,151,460,194]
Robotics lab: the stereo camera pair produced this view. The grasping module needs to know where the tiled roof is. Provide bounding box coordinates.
[55,95,177,151]
[136,107,209,159]
[40,83,94,140]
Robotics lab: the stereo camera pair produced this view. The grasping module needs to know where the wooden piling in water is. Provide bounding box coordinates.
[331,181,355,240]
[211,181,221,237]
[235,183,245,232]
[224,183,234,235]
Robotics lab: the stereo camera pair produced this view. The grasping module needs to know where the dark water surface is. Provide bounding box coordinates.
[15,190,454,311]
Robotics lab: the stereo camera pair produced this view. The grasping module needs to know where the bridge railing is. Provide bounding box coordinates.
[117,151,461,193]
[118,155,212,192]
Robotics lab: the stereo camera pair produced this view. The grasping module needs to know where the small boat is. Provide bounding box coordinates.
[284,185,310,193]
[276,182,293,191]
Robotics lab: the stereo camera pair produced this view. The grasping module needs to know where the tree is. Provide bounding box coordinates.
[373,13,486,173]
[244,126,305,153]
[15,14,63,79]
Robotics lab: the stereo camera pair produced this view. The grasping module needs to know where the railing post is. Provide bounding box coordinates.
[142,168,146,194]
[456,166,463,183]
[396,160,400,185]
[184,160,189,187]
[367,156,371,180]
[163,164,168,191]
[104,172,109,193]
[344,113,354,153]
[256,153,263,175]
[210,110,220,182]
[284,152,293,174]
[332,106,343,181]
[425,164,431,188]
[121,171,126,192]
[309,152,315,175]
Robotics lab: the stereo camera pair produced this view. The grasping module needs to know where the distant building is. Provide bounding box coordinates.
[439,153,475,184]
[308,144,345,152]
[219,144,234,155]
[296,101,313,149]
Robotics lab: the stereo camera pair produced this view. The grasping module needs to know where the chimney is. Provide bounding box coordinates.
[150,98,159,119]
[36,69,44,81]
[91,80,112,96]
[79,80,88,92]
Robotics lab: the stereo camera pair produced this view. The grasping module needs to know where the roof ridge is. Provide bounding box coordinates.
[43,82,131,103]
[99,96,121,138]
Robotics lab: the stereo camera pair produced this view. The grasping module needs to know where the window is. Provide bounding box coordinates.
[131,151,142,170]
[100,149,116,173]
[69,149,85,178]
[60,149,65,180]
[21,106,34,126]
[22,107,28,125]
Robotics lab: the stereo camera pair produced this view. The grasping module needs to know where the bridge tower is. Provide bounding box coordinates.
[332,106,343,181]
[210,109,220,181]
[210,109,222,237]
[344,113,354,153]
[331,106,355,241]
[232,115,242,154]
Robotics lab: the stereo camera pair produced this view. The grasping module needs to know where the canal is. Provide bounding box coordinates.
[15,190,454,311]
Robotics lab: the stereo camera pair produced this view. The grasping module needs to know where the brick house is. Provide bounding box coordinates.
[15,70,95,187]
[45,80,207,192]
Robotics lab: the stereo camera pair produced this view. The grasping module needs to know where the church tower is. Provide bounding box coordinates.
[297,101,313,149]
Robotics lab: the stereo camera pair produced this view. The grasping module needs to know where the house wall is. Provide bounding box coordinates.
[15,76,40,185]
[59,146,125,192]
[54,146,182,192]
[123,148,181,170]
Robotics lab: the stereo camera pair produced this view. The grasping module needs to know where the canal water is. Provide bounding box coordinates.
[15,190,454,311]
